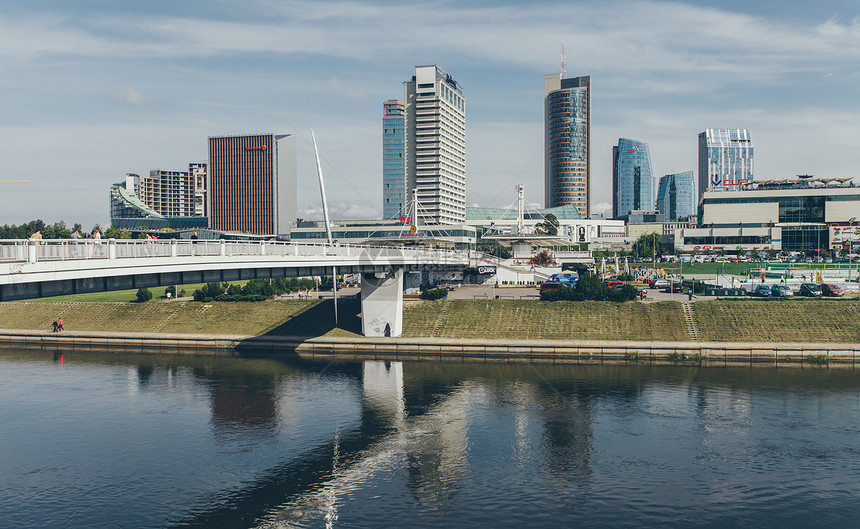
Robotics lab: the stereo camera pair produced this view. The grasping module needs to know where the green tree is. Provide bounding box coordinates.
[535,213,559,236]
[632,233,661,259]
[136,288,153,302]
[477,239,511,259]
[104,226,132,239]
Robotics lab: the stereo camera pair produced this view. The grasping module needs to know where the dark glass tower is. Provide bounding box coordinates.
[382,100,406,220]
[657,171,695,221]
[612,138,654,220]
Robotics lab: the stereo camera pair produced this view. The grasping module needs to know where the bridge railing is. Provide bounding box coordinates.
[0,239,468,264]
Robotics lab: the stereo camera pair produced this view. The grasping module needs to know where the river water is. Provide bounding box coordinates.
[1,348,859,528]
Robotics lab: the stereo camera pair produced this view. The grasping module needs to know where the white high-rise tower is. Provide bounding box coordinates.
[404,65,466,224]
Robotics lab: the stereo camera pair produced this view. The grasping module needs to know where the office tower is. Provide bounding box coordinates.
[139,163,207,218]
[382,100,406,220]
[657,171,696,221]
[544,74,590,218]
[612,138,654,220]
[698,128,754,201]
[208,133,296,236]
[404,65,466,224]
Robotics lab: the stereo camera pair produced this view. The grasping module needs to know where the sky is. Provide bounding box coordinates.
[1,0,859,229]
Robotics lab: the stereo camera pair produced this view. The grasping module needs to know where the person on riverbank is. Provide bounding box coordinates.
[57,318,64,331]
[52,320,58,332]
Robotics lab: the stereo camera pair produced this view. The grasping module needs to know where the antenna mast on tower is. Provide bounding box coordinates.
[560,41,566,79]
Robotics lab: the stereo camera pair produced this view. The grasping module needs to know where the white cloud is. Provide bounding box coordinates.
[591,202,612,216]
[324,77,371,101]
[113,86,152,104]
[299,201,380,221]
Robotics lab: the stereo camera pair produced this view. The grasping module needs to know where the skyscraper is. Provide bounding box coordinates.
[544,74,590,218]
[698,128,754,201]
[612,138,654,220]
[382,100,406,220]
[404,65,466,225]
[208,133,296,236]
[657,171,696,221]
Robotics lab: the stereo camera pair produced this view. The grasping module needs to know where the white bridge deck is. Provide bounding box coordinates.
[0,239,468,284]
[0,240,468,336]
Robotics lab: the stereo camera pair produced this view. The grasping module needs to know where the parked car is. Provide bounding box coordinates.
[539,272,579,294]
[663,282,684,293]
[798,283,822,297]
[649,279,669,289]
[770,284,793,297]
[821,284,845,297]
[606,280,626,289]
[754,284,772,297]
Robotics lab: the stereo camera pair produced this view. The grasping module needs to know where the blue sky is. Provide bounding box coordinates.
[1,0,859,228]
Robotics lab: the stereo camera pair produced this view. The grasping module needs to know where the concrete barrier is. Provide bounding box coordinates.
[0,329,856,368]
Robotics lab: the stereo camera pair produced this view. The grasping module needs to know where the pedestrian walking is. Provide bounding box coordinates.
[57,318,64,331]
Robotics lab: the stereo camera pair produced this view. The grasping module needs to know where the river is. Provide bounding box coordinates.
[1,347,859,528]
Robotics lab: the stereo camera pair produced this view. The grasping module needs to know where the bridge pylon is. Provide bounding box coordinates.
[360,267,403,337]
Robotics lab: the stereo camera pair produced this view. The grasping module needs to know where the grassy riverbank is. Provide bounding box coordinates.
[1,298,859,344]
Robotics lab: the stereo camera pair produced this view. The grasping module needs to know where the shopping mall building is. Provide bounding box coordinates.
[674,177,859,253]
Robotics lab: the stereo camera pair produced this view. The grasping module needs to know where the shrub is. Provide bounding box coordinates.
[607,284,638,302]
[136,288,153,302]
[807,354,828,366]
[165,285,177,297]
[421,287,448,300]
[193,281,226,302]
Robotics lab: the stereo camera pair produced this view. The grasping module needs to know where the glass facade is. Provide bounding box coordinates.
[545,75,590,218]
[656,171,695,221]
[382,100,406,220]
[612,138,653,219]
[697,129,753,201]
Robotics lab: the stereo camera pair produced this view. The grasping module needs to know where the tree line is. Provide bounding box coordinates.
[0,220,134,239]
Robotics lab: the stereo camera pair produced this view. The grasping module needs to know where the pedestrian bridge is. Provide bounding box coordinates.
[0,239,469,336]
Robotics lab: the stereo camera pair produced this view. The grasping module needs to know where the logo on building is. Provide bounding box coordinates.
[626,144,641,154]
[245,145,268,151]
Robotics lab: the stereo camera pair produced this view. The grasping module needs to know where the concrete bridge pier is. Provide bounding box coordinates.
[360,267,403,337]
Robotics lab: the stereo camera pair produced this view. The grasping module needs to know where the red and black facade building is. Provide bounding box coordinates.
[208,134,296,236]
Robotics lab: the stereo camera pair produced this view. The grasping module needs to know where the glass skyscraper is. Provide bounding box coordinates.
[657,171,696,221]
[382,100,406,220]
[612,138,654,219]
[698,128,754,201]
[544,74,590,218]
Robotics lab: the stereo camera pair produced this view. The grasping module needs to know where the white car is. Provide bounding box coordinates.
[771,285,794,297]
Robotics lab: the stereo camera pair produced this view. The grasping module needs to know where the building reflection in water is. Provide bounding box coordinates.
[208,372,279,440]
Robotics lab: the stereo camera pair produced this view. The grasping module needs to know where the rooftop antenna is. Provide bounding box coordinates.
[561,41,566,79]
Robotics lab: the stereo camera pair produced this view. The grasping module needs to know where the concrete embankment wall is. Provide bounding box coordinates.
[1,329,857,368]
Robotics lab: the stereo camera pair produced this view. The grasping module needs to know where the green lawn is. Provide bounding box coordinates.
[629,261,751,275]
[1,297,858,344]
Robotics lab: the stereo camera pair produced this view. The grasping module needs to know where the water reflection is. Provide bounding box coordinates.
[2,348,860,529]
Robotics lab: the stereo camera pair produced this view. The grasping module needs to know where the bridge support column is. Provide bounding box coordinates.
[360,267,403,337]
[27,240,37,264]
